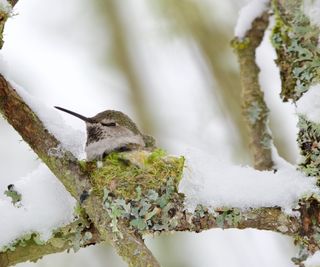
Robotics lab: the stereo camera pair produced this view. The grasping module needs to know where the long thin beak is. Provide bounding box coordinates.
[54,106,93,122]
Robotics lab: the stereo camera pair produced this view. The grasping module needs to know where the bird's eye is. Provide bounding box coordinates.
[101,122,117,127]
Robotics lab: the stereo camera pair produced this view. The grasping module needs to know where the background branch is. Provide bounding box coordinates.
[154,0,250,162]
[232,11,273,171]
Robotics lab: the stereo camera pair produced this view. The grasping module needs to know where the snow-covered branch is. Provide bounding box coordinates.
[0,76,161,267]
[269,0,320,264]
[0,75,319,266]
[3,0,320,266]
[0,218,100,267]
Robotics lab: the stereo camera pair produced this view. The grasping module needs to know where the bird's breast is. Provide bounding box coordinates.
[85,133,145,161]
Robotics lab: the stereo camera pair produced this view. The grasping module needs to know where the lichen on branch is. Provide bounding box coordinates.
[270,0,320,264]
[0,218,100,267]
[271,0,320,102]
[232,10,273,171]
[0,75,317,266]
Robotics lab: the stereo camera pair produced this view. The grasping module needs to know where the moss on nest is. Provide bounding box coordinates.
[89,149,185,200]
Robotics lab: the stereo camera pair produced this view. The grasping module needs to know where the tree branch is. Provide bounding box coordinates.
[0,219,101,267]
[0,75,302,266]
[155,205,300,236]
[2,74,320,267]
[232,10,274,171]
[269,0,320,264]
[0,76,161,267]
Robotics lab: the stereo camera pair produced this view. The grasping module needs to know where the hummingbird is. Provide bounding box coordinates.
[55,106,155,161]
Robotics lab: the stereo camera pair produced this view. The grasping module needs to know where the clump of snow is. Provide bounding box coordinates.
[234,0,269,39]
[179,147,319,211]
[303,0,320,27]
[0,0,12,13]
[10,80,86,159]
[0,164,76,249]
[296,84,320,124]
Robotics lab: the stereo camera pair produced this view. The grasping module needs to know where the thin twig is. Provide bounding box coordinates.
[232,11,274,170]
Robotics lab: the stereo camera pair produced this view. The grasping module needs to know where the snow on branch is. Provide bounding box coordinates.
[0,75,315,267]
[2,1,320,266]
[180,148,318,210]
[0,164,76,249]
[270,0,320,264]
[234,0,269,39]
[0,76,161,267]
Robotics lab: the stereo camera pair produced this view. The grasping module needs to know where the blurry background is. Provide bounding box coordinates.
[0,0,300,266]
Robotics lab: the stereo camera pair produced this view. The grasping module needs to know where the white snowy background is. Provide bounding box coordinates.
[1,0,319,266]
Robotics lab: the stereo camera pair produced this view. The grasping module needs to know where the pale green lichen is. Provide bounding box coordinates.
[215,208,242,228]
[0,218,91,254]
[246,101,263,125]
[52,219,92,252]
[297,115,320,176]
[271,0,320,101]
[87,149,186,234]
[103,177,182,234]
[291,246,309,265]
[260,133,272,149]
[194,204,207,218]
[0,233,45,252]
[4,184,22,206]
[291,198,320,263]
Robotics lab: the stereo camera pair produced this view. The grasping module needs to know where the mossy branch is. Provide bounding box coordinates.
[232,11,274,171]
[269,1,320,263]
[0,76,161,267]
[0,219,100,267]
[0,76,308,266]
[270,0,320,102]
[270,0,320,178]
